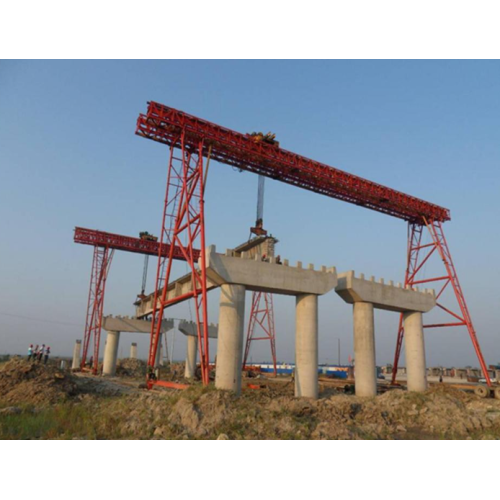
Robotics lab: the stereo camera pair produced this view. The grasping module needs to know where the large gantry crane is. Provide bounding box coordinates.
[136,101,491,388]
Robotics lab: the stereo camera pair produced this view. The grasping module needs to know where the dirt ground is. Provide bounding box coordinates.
[1,357,500,439]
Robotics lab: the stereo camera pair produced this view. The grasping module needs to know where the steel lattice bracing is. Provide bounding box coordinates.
[243,292,277,375]
[391,220,492,386]
[147,132,211,387]
[81,246,114,373]
[136,102,450,224]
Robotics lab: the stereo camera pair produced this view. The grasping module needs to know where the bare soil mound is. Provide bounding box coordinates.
[106,380,500,439]
[0,358,79,406]
[116,359,147,378]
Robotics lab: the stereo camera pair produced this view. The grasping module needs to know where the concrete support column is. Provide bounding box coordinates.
[295,294,318,399]
[130,342,137,359]
[404,311,427,392]
[185,335,198,379]
[353,302,377,397]
[102,331,120,376]
[215,284,246,394]
[72,339,82,370]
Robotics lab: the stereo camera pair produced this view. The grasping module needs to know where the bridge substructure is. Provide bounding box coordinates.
[336,271,436,396]
[204,245,338,399]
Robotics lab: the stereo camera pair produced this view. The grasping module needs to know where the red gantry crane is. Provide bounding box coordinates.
[74,226,199,374]
[136,101,491,388]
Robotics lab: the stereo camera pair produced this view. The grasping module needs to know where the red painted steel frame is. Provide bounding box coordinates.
[147,131,210,387]
[74,227,200,261]
[243,292,277,375]
[135,101,488,387]
[136,102,450,224]
[391,220,491,386]
[81,246,114,374]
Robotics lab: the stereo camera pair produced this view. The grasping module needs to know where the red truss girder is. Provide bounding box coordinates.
[74,227,200,261]
[81,246,114,374]
[391,220,491,386]
[136,102,450,224]
[243,292,277,375]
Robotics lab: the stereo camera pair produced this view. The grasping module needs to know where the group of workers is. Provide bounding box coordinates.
[27,344,51,364]
[261,254,282,264]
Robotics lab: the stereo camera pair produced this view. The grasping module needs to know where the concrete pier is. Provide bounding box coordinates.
[185,335,198,379]
[404,311,427,392]
[353,302,376,397]
[336,271,435,395]
[130,342,137,359]
[72,339,82,370]
[215,284,246,394]
[102,331,120,376]
[295,294,318,399]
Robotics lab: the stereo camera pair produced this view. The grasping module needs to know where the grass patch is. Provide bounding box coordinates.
[0,399,129,440]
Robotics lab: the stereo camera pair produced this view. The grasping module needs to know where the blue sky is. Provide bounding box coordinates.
[0,60,499,368]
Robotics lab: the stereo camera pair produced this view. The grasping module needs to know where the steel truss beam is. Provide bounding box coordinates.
[391,220,491,386]
[74,226,199,260]
[136,102,450,224]
[243,292,277,375]
[81,246,114,374]
[147,132,210,386]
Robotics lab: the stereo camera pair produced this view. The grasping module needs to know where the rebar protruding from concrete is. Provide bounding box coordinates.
[353,302,376,397]
[72,339,82,370]
[130,342,137,359]
[295,294,318,399]
[102,331,120,376]
[215,284,246,394]
[404,311,427,392]
[185,335,198,379]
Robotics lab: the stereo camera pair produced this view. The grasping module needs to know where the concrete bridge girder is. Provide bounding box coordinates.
[336,271,436,313]
[204,245,338,296]
[102,315,174,334]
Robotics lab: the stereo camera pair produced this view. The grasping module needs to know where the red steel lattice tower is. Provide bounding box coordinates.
[391,218,491,386]
[243,291,277,375]
[81,245,114,374]
[145,129,211,387]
